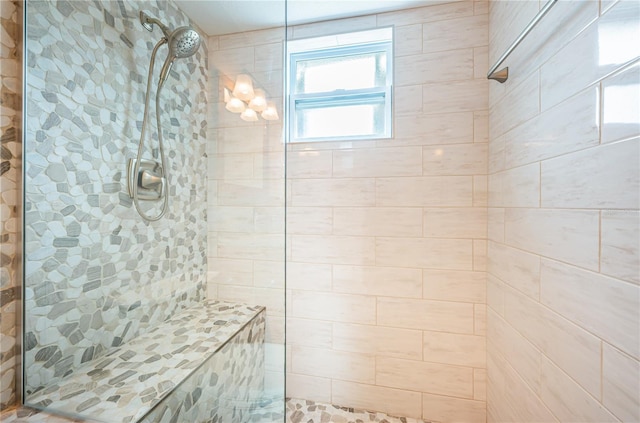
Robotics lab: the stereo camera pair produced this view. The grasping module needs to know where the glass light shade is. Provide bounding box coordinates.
[225,96,246,113]
[232,74,255,101]
[249,89,267,112]
[223,87,231,103]
[240,108,258,122]
[261,101,279,121]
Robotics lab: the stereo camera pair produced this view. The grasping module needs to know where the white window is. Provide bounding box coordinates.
[287,27,393,143]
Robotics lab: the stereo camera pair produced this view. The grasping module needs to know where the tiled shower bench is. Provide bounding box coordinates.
[21,300,268,423]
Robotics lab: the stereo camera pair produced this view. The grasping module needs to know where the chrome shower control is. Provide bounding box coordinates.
[128,158,165,201]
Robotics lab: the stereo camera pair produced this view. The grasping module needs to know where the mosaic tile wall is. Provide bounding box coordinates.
[22,0,208,397]
[0,0,22,411]
[141,309,270,423]
[2,302,282,422]
[24,301,267,422]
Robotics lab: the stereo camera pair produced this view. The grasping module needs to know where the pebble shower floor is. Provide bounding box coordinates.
[286,399,434,423]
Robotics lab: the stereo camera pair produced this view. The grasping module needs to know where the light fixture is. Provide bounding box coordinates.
[224,76,279,121]
[232,74,255,101]
[240,108,258,122]
[225,96,245,113]
[249,89,267,112]
[261,101,279,121]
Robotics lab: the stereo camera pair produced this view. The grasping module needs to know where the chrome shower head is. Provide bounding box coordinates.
[139,11,202,87]
[168,26,201,58]
[159,26,202,87]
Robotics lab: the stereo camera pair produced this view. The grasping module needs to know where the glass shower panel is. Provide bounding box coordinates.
[22,0,286,421]
[206,13,287,422]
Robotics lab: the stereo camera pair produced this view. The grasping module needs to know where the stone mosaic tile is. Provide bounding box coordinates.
[2,394,285,423]
[2,391,286,423]
[22,0,209,397]
[23,301,264,422]
[0,406,92,422]
[6,397,440,423]
[286,399,435,423]
[0,0,22,410]
[141,311,276,423]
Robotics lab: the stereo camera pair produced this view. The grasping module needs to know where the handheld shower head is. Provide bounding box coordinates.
[134,13,202,221]
[159,26,201,87]
[169,26,201,58]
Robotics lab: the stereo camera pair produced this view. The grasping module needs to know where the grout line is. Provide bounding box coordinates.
[598,210,602,273]
[471,364,476,399]
[538,161,542,208]
[600,340,604,402]
[471,239,479,271]
[598,80,604,145]
[538,68,542,114]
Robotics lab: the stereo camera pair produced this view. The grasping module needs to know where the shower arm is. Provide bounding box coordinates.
[132,37,170,222]
[140,11,171,38]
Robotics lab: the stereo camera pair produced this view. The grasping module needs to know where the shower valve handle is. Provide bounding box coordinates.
[127,158,165,202]
[140,169,164,189]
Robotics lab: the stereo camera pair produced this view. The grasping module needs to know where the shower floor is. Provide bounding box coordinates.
[286,398,434,423]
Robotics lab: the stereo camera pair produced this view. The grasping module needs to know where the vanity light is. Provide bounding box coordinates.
[224,77,279,121]
[232,74,255,101]
[261,101,279,121]
[225,96,246,113]
[249,88,267,112]
[240,108,258,122]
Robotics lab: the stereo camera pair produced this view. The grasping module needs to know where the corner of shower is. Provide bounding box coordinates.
[19,0,288,421]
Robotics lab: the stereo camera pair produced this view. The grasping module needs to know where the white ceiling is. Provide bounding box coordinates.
[174,0,451,36]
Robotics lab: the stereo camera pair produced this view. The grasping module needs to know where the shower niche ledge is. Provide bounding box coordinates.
[25,301,267,423]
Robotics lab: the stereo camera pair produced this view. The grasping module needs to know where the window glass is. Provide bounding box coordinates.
[295,50,388,94]
[287,27,393,143]
[295,102,386,139]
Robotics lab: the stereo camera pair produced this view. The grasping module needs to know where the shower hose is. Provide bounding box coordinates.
[132,37,170,222]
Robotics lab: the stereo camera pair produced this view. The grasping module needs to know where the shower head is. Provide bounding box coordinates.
[158,26,202,87]
[139,11,202,87]
[168,26,201,58]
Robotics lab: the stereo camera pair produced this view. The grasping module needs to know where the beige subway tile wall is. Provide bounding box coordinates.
[284,1,489,421]
[208,1,489,421]
[488,1,640,422]
[207,25,287,343]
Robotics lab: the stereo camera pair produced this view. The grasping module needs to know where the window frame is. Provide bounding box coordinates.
[287,38,393,143]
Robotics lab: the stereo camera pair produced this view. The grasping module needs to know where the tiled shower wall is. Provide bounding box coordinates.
[21,0,208,396]
[487,0,639,422]
[207,2,489,420]
[0,0,22,410]
[206,25,286,346]
[285,3,488,421]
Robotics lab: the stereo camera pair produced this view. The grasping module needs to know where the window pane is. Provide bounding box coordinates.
[295,51,387,94]
[295,102,386,139]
